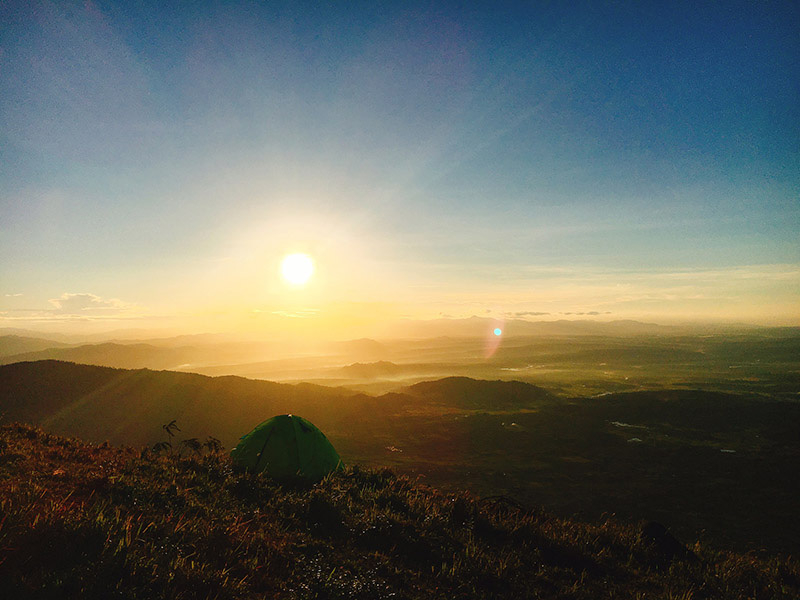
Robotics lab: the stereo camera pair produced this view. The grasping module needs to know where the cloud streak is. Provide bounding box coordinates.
[49,293,133,314]
[0,293,140,324]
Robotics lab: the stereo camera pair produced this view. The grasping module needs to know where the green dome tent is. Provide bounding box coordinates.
[230,414,343,482]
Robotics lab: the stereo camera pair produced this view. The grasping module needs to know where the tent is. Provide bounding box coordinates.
[230,414,343,482]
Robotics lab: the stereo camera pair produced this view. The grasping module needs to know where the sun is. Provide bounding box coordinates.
[280,253,314,286]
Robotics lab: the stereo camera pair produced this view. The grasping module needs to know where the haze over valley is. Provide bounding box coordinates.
[3,320,797,397]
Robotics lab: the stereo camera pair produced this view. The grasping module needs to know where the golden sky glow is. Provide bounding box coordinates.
[0,2,797,338]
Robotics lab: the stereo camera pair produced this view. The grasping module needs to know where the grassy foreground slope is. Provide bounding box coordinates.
[1,424,798,599]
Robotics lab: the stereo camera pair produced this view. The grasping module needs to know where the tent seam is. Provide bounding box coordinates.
[254,427,275,472]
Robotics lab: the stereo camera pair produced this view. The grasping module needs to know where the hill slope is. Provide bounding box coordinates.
[337,360,405,379]
[0,335,71,358]
[1,423,797,599]
[0,342,192,369]
[0,361,372,448]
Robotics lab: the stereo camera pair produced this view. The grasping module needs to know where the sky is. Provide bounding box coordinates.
[1,0,798,337]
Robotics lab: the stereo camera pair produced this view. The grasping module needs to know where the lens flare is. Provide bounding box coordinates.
[484,319,505,358]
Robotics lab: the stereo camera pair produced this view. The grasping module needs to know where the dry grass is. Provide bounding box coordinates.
[1,423,797,599]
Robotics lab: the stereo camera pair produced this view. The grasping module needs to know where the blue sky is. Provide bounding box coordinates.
[1,1,798,332]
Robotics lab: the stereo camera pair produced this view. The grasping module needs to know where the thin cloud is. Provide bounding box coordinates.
[270,309,320,319]
[49,293,132,314]
[0,292,142,323]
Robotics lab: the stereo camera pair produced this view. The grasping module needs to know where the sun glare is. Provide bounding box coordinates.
[281,253,314,286]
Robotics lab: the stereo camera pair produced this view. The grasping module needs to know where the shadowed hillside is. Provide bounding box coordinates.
[2,360,799,554]
[0,361,375,448]
[402,376,555,409]
[1,424,797,599]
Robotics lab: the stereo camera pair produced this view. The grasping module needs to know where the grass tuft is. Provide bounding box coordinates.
[0,423,797,599]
